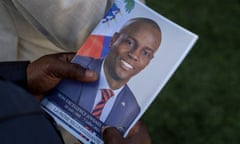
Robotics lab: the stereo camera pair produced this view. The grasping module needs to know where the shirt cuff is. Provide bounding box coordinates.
[0,61,30,89]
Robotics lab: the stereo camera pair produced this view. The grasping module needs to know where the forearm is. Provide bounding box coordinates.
[0,61,30,88]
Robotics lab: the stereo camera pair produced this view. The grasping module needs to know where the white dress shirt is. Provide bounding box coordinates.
[91,60,123,122]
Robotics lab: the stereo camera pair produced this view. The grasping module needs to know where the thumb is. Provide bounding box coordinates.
[53,62,98,82]
[102,127,123,144]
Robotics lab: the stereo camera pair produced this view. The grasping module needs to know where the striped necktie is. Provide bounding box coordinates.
[91,89,114,119]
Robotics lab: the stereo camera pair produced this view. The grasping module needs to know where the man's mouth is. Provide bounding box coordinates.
[121,60,133,70]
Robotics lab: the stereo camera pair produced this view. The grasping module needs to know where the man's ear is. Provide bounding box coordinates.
[109,32,120,47]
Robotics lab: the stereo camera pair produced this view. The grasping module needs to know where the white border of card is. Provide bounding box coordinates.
[41,0,198,143]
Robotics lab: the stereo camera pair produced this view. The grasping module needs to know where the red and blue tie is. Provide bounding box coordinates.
[91,89,114,119]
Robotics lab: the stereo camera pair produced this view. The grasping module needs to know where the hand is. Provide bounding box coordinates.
[102,120,151,144]
[27,52,98,95]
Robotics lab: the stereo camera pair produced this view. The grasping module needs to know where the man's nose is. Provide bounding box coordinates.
[128,48,140,61]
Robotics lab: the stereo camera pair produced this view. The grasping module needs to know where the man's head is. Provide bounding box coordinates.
[104,17,162,89]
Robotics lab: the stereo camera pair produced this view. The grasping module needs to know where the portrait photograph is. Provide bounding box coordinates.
[41,0,198,144]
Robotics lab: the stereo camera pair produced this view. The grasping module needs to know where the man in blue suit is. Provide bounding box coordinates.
[54,17,162,135]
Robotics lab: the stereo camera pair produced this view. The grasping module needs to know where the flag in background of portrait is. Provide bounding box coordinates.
[77,1,135,58]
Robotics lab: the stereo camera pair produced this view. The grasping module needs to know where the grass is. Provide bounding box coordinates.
[143,0,240,143]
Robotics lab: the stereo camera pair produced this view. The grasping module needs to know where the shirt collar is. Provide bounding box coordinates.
[98,59,124,94]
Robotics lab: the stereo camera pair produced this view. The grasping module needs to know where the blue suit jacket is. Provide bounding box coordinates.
[56,55,140,133]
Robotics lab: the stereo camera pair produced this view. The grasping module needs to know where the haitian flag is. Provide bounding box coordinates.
[77,35,112,58]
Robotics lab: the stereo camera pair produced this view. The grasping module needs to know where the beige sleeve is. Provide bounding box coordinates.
[12,0,110,50]
[0,1,18,61]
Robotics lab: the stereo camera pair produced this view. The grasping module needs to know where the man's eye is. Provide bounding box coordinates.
[143,50,149,56]
[125,39,133,46]
[141,50,153,59]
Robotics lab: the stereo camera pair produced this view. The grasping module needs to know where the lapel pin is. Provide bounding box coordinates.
[121,102,126,107]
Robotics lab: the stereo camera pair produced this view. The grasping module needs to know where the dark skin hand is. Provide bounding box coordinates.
[103,120,151,144]
[27,52,98,96]
[26,52,151,144]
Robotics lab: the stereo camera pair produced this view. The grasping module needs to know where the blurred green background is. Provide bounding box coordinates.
[143,0,240,143]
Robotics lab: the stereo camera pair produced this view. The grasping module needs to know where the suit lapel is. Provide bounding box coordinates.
[105,86,129,125]
[78,58,103,111]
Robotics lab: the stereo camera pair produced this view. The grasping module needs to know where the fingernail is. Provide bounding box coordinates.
[101,126,111,133]
[85,70,97,78]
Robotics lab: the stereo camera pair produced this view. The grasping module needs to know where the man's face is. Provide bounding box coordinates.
[105,23,161,83]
